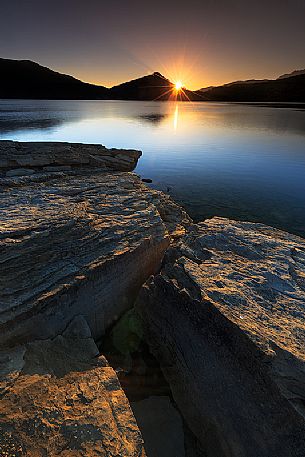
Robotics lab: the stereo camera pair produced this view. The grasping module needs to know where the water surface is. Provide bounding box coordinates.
[1,99,305,237]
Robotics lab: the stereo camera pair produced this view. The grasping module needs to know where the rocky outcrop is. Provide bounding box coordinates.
[0,140,193,456]
[136,217,305,457]
[0,140,141,173]
[3,140,305,456]
[0,316,147,456]
[0,175,188,349]
[0,140,189,348]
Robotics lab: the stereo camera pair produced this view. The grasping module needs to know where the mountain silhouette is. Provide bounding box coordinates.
[277,69,305,79]
[200,74,305,102]
[109,72,199,101]
[0,58,108,99]
[0,58,304,102]
[109,72,173,100]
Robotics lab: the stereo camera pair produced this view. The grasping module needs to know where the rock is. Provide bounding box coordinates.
[142,178,153,183]
[0,316,146,457]
[43,165,72,172]
[0,140,141,172]
[6,167,35,177]
[135,217,305,457]
[0,154,189,348]
[0,141,190,456]
[131,396,185,457]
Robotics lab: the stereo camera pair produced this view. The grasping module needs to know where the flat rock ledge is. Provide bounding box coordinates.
[0,140,142,174]
[136,217,305,457]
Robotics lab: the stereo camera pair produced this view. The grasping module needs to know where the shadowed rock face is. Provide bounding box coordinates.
[136,217,305,457]
[0,317,147,457]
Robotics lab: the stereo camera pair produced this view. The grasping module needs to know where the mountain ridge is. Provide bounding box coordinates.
[278,69,305,79]
[0,57,304,102]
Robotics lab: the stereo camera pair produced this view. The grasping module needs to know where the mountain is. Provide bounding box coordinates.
[200,79,269,92]
[109,71,199,101]
[0,58,304,102]
[278,69,305,79]
[0,59,197,101]
[200,73,305,102]
[109,72,173,100]
[0,58,108,99]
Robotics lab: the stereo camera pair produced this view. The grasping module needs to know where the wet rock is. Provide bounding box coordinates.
[136,217,305,457]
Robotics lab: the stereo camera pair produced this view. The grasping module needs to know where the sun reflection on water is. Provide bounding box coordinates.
[173,104,179,131]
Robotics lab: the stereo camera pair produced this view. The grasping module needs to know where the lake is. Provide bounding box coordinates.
[1,99,305,237]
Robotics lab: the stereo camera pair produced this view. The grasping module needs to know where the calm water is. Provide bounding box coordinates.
[1,99,305,237]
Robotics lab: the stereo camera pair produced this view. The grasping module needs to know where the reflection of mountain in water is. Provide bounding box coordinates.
[0,118,65,133]
[0,100,83,134]
[1,100,305,138]
[136,114,167,124]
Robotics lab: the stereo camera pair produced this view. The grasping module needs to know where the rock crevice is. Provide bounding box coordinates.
[136,218,305,457]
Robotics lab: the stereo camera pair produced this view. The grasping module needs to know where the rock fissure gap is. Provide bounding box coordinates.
[100,307,206,457]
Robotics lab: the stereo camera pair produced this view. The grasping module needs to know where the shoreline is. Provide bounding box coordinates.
[1,140,305,456]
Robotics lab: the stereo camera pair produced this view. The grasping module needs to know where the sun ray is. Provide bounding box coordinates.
[175,81,183,91]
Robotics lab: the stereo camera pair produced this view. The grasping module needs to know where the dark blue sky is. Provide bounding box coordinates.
[0,0,304,89]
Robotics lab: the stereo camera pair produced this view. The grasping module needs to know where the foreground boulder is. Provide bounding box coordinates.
[0,316,146,457]
[136,217,305,457]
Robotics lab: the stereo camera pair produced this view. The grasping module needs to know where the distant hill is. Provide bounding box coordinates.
[109,72,173,100]
[0,58,108,99]
[278,69,305,79]
[109,72,199,101]
[200,79,269,92]
[200,74,305,102]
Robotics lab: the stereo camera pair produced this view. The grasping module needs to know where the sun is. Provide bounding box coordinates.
[174,81,183,91]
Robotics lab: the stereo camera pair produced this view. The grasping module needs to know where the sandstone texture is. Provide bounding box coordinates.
[136,217,305,457]
[0,317,147,457]
[0,141,189,348]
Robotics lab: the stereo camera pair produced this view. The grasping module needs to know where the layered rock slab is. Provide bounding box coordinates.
[136,217,305,457]
[0,166,188,347]
[0,140,142,173]
[0,317,146,457]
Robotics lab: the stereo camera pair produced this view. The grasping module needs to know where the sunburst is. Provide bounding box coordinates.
[174,81,183,91]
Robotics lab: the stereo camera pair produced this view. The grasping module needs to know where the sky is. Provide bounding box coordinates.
[0,0,304,90]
